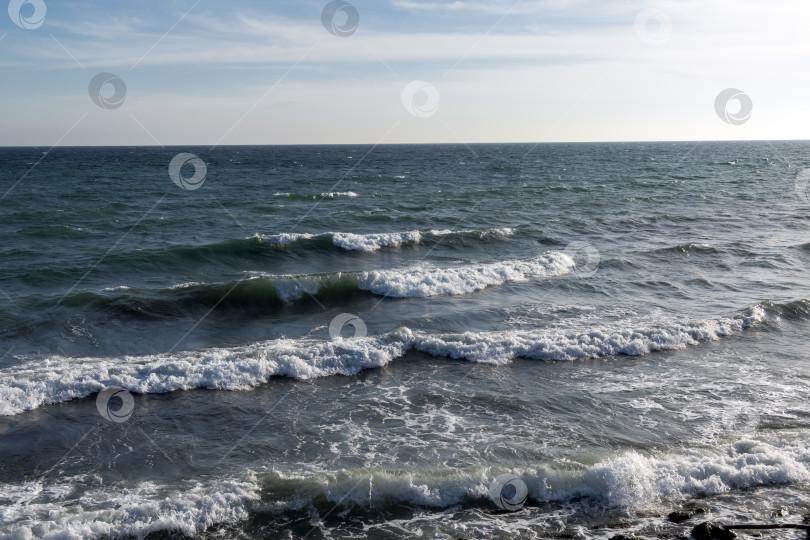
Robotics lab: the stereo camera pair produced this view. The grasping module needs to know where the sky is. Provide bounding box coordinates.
[0,0,808,146]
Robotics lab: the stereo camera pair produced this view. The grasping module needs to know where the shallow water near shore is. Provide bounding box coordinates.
[1,141,810,538]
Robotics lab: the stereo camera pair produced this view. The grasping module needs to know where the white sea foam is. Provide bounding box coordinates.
[166,281,204,290]
[319,191,357,198]
[256,232,315,245]
[252,437,810,512]
[0,331,413,417]
[578,438,810,509]
[100,285,131,292]
[0,305,764,417]
[356,252,575,298]
[2,438,806,538]
[271,191,357,198]
[0,474,259,539]
[414,305,764,363]
[243,251,572,301]
[331,230,422,251]
[427,227,514,238]
[255,227,515,252]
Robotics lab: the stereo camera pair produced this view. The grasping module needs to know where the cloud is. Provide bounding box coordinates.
[390,0,587,15]
[1,0,809,144]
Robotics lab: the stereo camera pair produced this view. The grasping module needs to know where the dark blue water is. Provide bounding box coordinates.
[1,142,810,538]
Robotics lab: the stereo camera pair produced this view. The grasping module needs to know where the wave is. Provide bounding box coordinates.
[260,438,810,512]
[0,303,770,416]
[655,243,720,255]
[354,252,571,297]
[53,251,569,317]
[255,227,515,252]
[273,191,358,199]
[413,305,763,363]
[760,298,810,320]
[3,438,808,538]
[0,474,259,539]
[4,229,517,289]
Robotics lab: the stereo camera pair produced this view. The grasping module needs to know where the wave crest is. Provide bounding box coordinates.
[256,227,514,252]
[0,303,770,416]
[356,252,573,297]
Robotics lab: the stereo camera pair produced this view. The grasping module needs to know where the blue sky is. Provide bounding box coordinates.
[1,0,808,145]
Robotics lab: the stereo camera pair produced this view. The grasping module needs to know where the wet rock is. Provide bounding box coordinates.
[668,508,706,523]
[771,507,789,518]
[691,521,737,540]
[610,535,644,540]
[667,508,698,523]
[668,510,693,523]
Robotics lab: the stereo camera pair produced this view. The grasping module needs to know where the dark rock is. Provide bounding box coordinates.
[669,510,697,523]
[771,507,789,518]
[669,507,708,522]
[610,535,644,540]
[691,521,737,540]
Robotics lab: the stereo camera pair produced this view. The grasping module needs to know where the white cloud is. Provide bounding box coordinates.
[1,0,809,143]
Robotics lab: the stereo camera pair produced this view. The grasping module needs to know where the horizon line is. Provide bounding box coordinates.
[1,138,808,149]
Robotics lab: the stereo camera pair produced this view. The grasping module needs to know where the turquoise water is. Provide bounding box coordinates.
[1,142,810,538]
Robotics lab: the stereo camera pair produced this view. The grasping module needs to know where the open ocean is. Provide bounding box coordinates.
[1,141,810,539]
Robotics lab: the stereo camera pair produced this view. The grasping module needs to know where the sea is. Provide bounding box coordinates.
[1,141,809,539]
